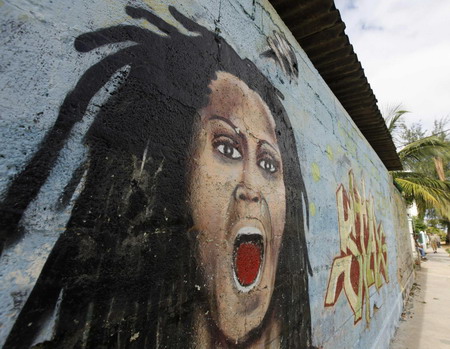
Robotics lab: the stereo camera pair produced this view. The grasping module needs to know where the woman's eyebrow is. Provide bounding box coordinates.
[259,140,281,157]
[208,115,244,139]
[208,115,279,155]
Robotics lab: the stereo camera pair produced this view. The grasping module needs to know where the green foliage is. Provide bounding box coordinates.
[398,136,450,171]
[432,116,450,141]
[426,226,446,241]
[381,104,409,147]
[400,122,426,144]
[430,117,450,182]
[427,218,440,227]
[391,171,450,219]
[384,112,450,220]
[412,216,427,233]
[383,104,408,132]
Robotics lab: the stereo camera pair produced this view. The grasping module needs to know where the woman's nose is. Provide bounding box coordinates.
[235,184,261,203]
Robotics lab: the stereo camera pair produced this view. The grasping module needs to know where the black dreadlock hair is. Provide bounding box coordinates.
[2,6,312,348]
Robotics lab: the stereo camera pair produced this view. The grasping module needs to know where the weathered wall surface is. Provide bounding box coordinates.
[0,0,413,347]
[391,185,415,302]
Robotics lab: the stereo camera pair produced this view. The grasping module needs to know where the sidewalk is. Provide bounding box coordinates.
[390,246,450,348]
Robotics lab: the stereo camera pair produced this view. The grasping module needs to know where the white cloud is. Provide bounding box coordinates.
[335,0,450,133]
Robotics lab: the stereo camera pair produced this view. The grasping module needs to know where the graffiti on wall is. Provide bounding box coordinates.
[324,170,389,324]
[0,5,312,348]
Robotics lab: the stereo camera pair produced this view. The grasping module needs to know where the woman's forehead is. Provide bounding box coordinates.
[202,72,277,139]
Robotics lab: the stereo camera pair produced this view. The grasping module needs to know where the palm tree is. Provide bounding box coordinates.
[430,118,450,242]
[382,104,409,147]
[391,167,450,219]
[383,108,450,220]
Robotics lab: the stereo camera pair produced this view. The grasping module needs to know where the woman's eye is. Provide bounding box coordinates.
[259,158,277,173]
[216,143,242,159]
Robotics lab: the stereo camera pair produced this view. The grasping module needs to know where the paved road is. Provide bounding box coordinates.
[390,246,450,348]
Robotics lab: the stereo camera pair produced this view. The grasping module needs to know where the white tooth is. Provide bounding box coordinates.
[237,226,263,236]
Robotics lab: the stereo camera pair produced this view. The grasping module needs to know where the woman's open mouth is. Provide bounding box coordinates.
[232,227,264,292]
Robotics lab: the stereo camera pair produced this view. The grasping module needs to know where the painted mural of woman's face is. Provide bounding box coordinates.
[188,72,286,342]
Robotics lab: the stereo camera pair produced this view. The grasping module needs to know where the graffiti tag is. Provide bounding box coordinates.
[325,171,388,324]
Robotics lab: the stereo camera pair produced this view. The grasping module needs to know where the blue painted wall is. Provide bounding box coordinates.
[0,0,413,347]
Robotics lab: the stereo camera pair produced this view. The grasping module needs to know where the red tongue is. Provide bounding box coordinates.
[235,242,261,286]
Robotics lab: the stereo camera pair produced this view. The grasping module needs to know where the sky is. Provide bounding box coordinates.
[334,0,450,135]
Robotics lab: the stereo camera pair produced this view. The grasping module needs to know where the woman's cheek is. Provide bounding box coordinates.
[265,180,286,205]
[268,183,286,238]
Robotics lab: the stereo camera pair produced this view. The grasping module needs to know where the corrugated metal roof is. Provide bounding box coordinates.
[270,0,403,170]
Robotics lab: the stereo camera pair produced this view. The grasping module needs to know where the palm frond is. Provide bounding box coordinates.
[385,109,409,133]
[382,104,409,149]
[392,171,450,219]
[398,136,450,170]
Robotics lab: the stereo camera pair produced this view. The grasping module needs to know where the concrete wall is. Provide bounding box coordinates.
[0,0,413,347]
